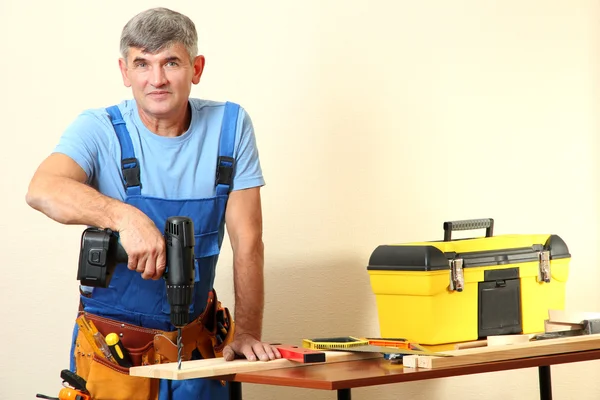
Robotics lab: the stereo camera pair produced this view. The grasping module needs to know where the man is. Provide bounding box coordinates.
[26,7,280,400]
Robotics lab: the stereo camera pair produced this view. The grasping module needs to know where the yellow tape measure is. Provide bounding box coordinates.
[302,336,369,350]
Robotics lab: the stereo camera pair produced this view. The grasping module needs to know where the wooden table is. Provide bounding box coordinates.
[218,349,600,400]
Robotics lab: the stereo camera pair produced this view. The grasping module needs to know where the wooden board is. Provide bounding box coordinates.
[130,350,381,380]
[403,333,600,369]
[548,309,600,324]
[487,334,534,347]
[454,334,534,350]
[454,340,487,350]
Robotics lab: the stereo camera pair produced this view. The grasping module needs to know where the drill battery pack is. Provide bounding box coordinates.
[77,228,126,288]
[366,219,571,345]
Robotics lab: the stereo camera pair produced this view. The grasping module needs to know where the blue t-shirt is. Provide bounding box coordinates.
[54,98,265,199]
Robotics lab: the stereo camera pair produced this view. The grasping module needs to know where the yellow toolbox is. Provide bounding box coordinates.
[366,219,571,345]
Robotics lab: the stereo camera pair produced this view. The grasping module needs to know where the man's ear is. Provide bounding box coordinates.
[119,58,132,87]
[192,55,205,85]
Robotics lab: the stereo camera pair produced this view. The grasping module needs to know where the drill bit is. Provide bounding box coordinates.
[177,328,182,370]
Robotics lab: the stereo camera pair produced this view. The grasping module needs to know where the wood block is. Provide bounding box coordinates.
[129,350,381,380]
[402,355,419,368]
[544,319,582,333]
[414,333,600,369]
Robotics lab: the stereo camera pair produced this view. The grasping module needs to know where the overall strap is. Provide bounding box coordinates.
[215,102,240,196]
[106,105,142,196]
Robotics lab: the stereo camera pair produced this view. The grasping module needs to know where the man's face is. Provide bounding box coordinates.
[118,43,204,119]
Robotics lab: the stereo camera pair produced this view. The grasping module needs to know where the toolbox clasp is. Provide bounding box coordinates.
[449,258,464,292]
[538,250,551,283]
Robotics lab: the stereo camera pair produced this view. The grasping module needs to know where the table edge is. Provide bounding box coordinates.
[220,349,600,391]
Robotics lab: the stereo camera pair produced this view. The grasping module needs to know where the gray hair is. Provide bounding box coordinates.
[120,7,198,62]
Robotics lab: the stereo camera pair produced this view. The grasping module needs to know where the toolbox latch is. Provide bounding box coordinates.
[449,258,464,292]
[538,250,551,283]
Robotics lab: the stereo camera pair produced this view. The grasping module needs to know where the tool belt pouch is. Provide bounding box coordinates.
[152,289,236,361]
[74,325,159,400]
[199,289,236,359]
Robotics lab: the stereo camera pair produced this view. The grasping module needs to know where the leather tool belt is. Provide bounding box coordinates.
[81,289,235,367]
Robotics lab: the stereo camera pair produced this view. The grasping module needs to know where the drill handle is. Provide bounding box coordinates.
[113,239,128,264]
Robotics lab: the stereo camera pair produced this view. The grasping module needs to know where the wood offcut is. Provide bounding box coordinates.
[403,333,600,369]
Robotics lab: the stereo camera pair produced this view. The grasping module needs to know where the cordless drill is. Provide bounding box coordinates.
[77,216,195,369]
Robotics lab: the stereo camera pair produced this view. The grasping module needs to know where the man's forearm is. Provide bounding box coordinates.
[233,241,265,339]
[26,173,128,230]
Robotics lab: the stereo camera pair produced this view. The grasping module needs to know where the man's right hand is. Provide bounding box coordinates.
[116,208,167,280]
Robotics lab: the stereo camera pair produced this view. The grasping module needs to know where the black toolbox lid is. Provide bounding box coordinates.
[367,234,570,271]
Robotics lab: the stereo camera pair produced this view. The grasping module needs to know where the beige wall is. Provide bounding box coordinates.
[1,0,599,399]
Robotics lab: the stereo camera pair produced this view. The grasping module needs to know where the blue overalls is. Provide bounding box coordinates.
[72,102,240,400]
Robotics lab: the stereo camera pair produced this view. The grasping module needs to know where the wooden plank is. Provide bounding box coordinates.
[130,350,381,380]
[413,333,600,369]
[453,334,533,350]
[454,340,487,350]
[547,309,600,324]
[487,334,534,346]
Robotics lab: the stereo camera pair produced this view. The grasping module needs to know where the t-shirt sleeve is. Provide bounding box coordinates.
[52,111,110,184]
[232,108,265,191]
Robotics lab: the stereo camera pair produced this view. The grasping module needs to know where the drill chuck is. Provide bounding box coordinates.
[168,302,193,327]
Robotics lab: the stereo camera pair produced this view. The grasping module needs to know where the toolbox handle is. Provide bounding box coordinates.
[443,218,494,241]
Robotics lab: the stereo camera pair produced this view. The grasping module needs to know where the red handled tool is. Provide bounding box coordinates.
[274,345,326,363]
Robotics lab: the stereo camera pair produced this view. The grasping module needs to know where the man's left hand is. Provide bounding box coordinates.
[222,333,282,362]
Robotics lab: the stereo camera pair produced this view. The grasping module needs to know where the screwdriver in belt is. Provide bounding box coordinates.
[106,333,133,368]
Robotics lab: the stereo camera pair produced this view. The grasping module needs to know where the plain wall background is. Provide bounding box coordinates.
[1,0,599,399]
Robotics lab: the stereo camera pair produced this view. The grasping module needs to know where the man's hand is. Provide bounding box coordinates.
[116,208,166,280]
[222,333,282,362]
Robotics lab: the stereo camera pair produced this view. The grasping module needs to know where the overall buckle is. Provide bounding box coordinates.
[216,156,234,186]
[121,157,141,189]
